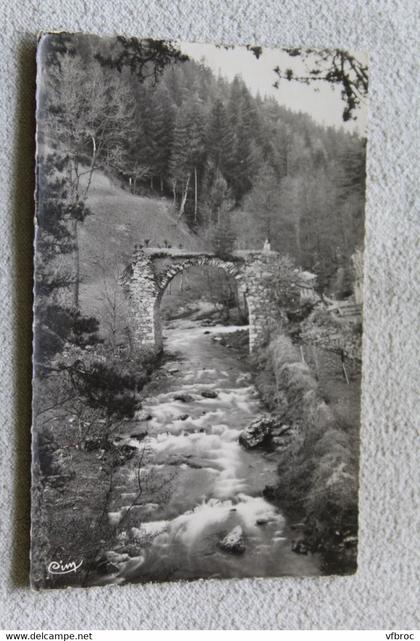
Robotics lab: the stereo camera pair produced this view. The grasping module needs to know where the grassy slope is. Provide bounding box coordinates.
[77,171,206,316]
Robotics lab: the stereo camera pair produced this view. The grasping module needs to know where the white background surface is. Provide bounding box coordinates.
[0,0,419,630]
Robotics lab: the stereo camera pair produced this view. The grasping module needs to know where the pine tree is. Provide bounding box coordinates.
[203,172,234,228]
[150,84,175,191]
[244,163,282,245]
[210,214,236,259]
[169,95,206,224]
[206,100,235,183]
[188,99,207,222]
[34,155,102,374]
[227,77,260,201]
[137,83,175,190]
[169,106,190,210]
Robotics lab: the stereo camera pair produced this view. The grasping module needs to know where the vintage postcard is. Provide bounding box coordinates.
[31,33,367,588]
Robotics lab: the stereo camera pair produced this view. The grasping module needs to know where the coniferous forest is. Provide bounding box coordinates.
[32,34,367,588]
[38,34,366,293]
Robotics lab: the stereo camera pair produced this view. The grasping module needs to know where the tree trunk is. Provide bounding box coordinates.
[72,218,80,309]
[265,213,271,244]
[177,174,190,223]
[84,135,97,198]
[160,176,164,193]
[194,167,198,223]
[295,217,302,261]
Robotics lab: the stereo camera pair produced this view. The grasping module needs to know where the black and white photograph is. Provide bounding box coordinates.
[31,33,367,589]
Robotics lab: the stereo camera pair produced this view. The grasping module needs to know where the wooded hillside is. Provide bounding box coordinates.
[39,34,366,295]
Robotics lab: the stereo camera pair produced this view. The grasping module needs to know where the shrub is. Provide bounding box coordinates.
[253,328,359,572]
[270,333,300,369]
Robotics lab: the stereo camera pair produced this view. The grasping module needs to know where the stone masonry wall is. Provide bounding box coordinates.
[121,248,160,348]
[242,253,286,350]
[123,249,286,353]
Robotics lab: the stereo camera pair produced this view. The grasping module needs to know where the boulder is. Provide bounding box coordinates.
[130,432,147,442]
[174,393,194,403]
[239,415,276,449]
[218,525,245,554]
[271,424,291,437]
[137,409,152,421]
[201,390,218,399]
[167,366,179,374]
[95,557,120,575]
[162,362,179,374]
[271,428,293,448]
[262,485,277,500]
[105,551,130,565]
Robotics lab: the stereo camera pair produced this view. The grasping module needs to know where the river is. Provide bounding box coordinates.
[105,318,320,583]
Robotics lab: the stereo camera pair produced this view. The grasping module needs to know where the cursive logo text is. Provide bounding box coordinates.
[47,559,83,575]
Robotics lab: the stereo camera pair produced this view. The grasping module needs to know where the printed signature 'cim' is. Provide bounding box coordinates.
[47,559,83,575]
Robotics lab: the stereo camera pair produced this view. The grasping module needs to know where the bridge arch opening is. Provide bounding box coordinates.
[123,248,286,355]
[154,262,250,352]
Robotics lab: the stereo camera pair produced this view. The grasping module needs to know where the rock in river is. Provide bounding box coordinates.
[162,362,180,374]
[218,525,245,554]
[174,393,195,403]
[239,414,276,449]
[201,390,218,399]
[130,432,147,442]
[137,409,152,421]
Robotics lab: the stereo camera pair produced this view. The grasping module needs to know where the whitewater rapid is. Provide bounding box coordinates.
[105,320,320,582]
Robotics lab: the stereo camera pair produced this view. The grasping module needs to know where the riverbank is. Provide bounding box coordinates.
[251,331,360,575]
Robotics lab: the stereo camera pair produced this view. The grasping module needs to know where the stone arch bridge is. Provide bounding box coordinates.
[122,247,296,353]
